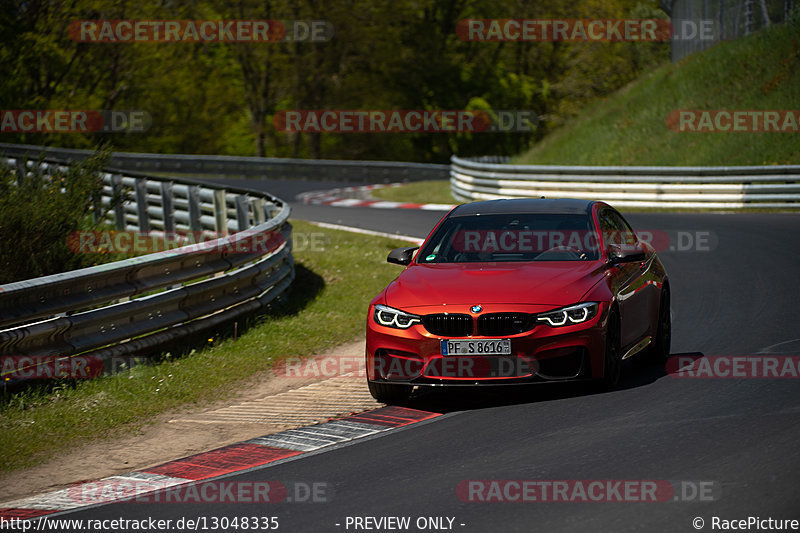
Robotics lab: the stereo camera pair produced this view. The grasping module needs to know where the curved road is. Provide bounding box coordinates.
[44,179,800,532]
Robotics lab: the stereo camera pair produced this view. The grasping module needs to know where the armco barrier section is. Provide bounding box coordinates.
[0,142,449,183]
[0,148,294,383]
[451,156,800,209]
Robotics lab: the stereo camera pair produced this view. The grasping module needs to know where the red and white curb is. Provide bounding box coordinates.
[0,406,441,521]
[298,183,456,211]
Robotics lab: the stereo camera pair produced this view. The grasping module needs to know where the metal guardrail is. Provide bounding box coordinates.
[666,0,794,62]
[3,142,797,383]
[0,143,449,183]
[450,156,800,209]
[0,148,295,383]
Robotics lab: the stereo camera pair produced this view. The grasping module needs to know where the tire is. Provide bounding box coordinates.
[649,287,671,364]
[367,380,412,404]
[598,308,622,391]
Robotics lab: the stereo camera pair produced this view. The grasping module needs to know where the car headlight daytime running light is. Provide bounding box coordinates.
[374,304,421,329]
[536,302,600,327]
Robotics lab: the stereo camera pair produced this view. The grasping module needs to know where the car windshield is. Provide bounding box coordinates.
[417,213,600,263]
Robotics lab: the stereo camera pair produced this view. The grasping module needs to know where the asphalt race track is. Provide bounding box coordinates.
[37,180,800,532]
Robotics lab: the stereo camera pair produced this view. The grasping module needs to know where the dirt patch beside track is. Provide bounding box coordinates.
[0,339,377,502]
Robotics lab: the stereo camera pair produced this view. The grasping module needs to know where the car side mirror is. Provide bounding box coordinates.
[387,247,419,266]
[608,244,646,265]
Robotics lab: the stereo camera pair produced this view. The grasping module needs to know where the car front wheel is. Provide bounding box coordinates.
[649,287,671,363]
[598,308,622,391]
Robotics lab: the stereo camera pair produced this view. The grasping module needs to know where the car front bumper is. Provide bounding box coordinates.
[366,302,609,386]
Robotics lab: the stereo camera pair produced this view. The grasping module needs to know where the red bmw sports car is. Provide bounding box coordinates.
[366,198,670,403]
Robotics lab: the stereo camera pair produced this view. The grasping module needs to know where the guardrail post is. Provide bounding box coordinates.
[759,0,771,27]
[213,189,228,236]
[187,185,202,232]
[92,189,102,225]
[134,178,150,233]
[235,195,250,231]
[745,0,754,34]
[251,198,266,225]
[161,181,175,234]
[15,159,26,186]
[111,174,126,230]
[95,173,112,225]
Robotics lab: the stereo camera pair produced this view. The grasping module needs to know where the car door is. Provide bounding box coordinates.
[598,208,651,350]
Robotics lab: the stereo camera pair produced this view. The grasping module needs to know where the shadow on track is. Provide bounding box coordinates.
[395,352,705,413]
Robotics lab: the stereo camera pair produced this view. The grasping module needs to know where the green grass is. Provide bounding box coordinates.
[375,26,799,208]
[514,24,800,166]
[0,220,407,472]
[370,181,460,205]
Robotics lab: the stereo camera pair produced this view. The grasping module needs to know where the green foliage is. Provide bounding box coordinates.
[514,23,800,166]
[0,150,124,284]
[789,4,800,29]
[0,0,669,162]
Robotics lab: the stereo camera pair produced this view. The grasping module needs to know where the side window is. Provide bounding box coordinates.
[599,209,637,252]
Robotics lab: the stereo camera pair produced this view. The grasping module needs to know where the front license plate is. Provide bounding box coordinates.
[441,339,511,356]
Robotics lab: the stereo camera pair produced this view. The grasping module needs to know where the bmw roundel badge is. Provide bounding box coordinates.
[471,305,482,313]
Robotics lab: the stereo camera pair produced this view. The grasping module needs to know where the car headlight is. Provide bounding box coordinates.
[536,302,599,327]
[374,304,421,329]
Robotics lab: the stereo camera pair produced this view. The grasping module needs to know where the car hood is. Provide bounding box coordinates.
[384,261,606,308]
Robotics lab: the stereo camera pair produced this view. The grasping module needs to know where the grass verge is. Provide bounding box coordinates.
[514,24,800,166]
[370,181,460,205]
[0,220,407,473]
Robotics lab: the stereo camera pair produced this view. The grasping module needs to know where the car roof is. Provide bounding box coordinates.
[449,198,595,216]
